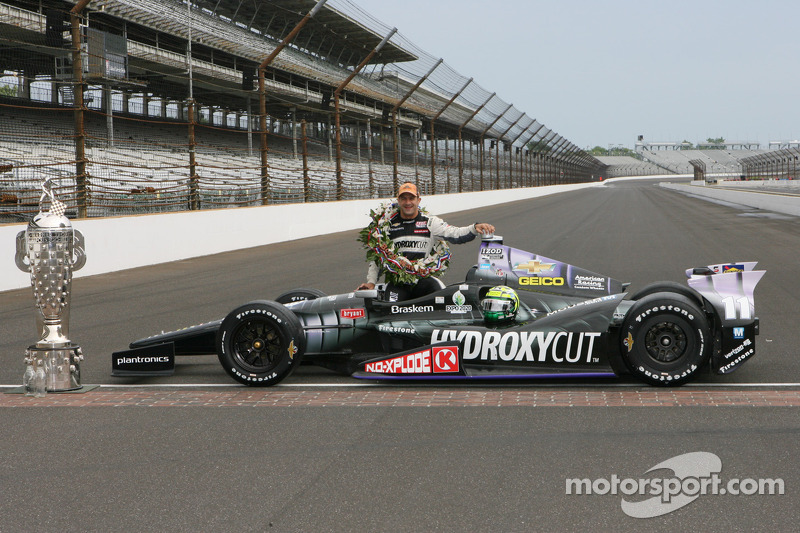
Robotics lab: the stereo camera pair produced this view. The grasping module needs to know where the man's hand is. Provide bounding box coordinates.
[356,282,375,291]
[475,223,495,235]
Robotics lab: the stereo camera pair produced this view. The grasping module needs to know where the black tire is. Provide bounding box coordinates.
[620,292,711,386]
[630,281,703,308]
[216,300,305,386]
[274,288,326,305]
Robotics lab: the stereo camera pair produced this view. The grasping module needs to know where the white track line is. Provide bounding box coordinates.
[5,382,800,389]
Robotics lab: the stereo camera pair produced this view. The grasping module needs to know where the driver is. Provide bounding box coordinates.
[357,182,495,301]
[481,285,520,323]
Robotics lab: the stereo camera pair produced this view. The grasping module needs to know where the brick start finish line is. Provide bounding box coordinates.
[3,388,800,407]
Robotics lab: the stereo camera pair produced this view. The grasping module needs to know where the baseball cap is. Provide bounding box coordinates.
[397,182,419,198]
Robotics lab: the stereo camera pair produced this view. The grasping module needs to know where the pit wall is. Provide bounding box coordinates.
[1,182,603,293]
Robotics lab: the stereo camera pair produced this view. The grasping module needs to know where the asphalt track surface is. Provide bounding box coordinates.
[1,179,799,531]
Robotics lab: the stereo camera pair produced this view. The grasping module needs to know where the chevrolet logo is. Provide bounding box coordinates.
[513,259,556,274]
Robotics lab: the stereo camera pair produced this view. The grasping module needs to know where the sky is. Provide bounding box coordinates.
[352,0,800,150]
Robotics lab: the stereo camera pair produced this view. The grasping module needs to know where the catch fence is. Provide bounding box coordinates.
[0,0,604,222]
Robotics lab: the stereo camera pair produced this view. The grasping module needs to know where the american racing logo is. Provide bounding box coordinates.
[364,346,459,374]
[431,329,601,363]
[391,304,434,314]
[573,275,606,291]
[519,276,565,286]
[340,308,365,320]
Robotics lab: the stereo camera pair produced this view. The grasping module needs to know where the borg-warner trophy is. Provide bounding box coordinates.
[14,179,86,391]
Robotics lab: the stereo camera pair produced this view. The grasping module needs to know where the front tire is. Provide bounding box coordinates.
[216,300,305,386]
[621,293,710,386]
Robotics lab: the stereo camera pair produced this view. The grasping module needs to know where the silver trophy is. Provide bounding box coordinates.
[15,178,86,391]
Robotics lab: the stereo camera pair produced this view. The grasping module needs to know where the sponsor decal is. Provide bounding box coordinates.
[573,274,606,291]
[495,268,505,276]
[722,264,745,273]
[416,221,427,228]
[479,263,491,270]
[446,290,473,314]
[431,329,601,363]
[364,349,432,374]
[723,338,752,360]
[435,296,445,304]
[288,340,298,360]
[519,276,565,286]
[340,308,366,320]
[624,332,634,352]
[396,240,427,249]
[414,229,428,234]
[481,247,504,257]
[391,304,434,314]
[547,295,618,317]
[378,324,416,334]
[115,356,171,365]
[733,327,744,339]
[327,295,336,301]
[432,346,459,373]
[514,259,555,274]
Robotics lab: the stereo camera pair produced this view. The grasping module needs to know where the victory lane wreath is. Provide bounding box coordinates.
[358,201,451,285]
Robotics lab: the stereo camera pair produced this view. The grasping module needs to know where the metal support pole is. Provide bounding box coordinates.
[457,92,495,192]
[257,0,327,205]
[70,0,91,218]
[301,119,309,202]
[430,77,472,193]
[334,28,396,200]
[367,119,374,196]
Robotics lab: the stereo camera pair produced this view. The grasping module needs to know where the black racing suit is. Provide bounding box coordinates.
[366,211,480,301]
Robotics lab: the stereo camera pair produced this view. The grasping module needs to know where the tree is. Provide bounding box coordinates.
[0,85,17,97]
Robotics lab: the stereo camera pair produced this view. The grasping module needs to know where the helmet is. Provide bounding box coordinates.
[481,285,520,322]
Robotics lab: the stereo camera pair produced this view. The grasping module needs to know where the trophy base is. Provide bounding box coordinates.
[28,344,82,392]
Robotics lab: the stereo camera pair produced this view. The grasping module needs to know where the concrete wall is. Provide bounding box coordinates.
[1,182,603,293]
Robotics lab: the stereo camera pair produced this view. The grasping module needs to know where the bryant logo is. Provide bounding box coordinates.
[340,308,365,320]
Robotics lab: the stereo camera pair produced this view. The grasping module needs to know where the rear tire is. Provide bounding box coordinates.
[621,292,710,386]
[275,288,326,305]
[216,300,305,386]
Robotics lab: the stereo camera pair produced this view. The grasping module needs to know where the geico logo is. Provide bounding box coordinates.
[116,356,170,364]
[431,329,601,363]
[519,276,565,286]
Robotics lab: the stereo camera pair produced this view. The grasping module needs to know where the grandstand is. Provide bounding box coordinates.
[0,0,603,221]
[633,141,765,176]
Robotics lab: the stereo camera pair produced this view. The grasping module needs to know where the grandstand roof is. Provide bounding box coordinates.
[77,0,417,68]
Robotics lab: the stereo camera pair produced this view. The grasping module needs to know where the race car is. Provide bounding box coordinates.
[112,236,764,387]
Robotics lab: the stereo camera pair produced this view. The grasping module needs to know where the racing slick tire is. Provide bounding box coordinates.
[216,300,305,386]
[275,288,326,305]
[620,292,711,386]
[630,281,703,308]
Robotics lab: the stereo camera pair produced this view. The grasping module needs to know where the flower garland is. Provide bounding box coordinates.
[358,201,451,285]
